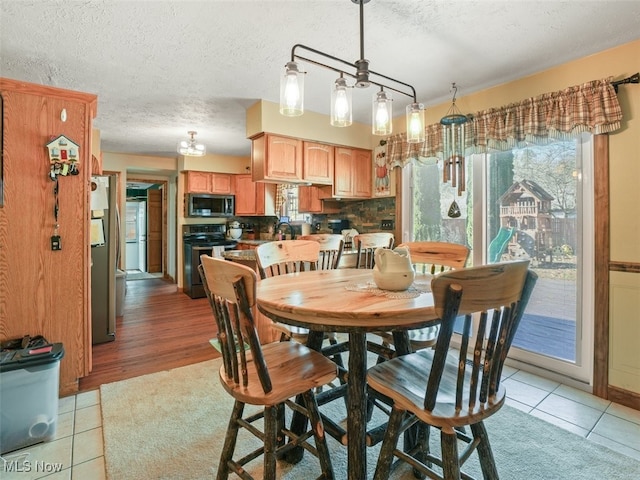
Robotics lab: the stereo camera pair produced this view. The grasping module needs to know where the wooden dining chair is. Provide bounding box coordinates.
[199,255,337,480]
[255,239,348,380]
[353,232,394,269]
[367,260,537,480]
[297,234,345,270]
[374,241,470,353]
[255,240,320,343]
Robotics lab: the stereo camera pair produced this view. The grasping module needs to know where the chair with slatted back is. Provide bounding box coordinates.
[255,240,320,343]
[297,234,344,270]
[353,232,394,269]
[256,239,348,380]
[374,241,470,354]
[367,260,537,480]
[199,255,337,480]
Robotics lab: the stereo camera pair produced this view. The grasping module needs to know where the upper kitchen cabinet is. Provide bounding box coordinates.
[0,77,97,396]
[302,141,334,185]
[333,147,372,199]
[251,133,303,183]
[298,185,340,214]
[233,174,276,216]
[186,171,232,194]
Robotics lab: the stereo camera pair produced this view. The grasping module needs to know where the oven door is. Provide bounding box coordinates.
[190,245,220,286]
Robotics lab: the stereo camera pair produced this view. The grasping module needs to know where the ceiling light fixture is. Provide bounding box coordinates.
[279,0,425,142]
[440,83,468,195]
[177,131,206,156]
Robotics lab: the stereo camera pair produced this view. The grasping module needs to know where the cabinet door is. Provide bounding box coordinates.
[298,185,322,212]
[186,171,212,193]
[352,148,372,198]
[334,147,355,197]
[303,142,334,184]
[266,135,303,182]
[210,173,232,194]
[234,174,258,215]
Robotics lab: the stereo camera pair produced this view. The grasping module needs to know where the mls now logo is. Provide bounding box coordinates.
[2,456,64,474]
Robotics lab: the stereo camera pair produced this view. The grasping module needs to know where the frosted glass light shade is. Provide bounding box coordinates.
[177,131,206,156]
[406,102,425,143]
[279,61,304,116]
[331,76,352,127]
[372,90,392,136]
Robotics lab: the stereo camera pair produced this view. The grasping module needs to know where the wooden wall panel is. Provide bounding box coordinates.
[0,78,96,395]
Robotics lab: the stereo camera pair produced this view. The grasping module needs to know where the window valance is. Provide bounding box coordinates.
[388,77,622,167]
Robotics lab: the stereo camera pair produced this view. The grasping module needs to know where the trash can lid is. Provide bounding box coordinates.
[0,343,64,372]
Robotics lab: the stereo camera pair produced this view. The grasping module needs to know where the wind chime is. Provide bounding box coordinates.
[440,83,468,217]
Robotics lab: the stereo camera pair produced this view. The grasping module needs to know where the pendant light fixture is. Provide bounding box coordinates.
[331,74,352,127]
[440,83,468,195]
[279,0,425,142]
[372,88,392,135]
[177,131,206,156]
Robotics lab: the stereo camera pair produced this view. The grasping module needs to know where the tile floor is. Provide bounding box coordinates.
[2,366,640,479]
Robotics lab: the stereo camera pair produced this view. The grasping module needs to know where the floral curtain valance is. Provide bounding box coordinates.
[387,77,623,167]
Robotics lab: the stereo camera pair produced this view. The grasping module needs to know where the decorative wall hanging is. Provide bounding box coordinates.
[373,140,392,197]
[46,134,80,180]
[440,83,468,196]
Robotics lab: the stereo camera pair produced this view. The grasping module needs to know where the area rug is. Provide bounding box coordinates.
[101,358,640,480]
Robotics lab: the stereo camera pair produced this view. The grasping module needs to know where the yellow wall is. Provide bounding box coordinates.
[246,99,373,150]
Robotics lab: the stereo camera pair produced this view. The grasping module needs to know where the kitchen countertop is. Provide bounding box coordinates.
[235,239,271,246]
[223,249,256,261]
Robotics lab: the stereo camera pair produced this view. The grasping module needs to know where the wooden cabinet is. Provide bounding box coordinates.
[186,171,232,194]
[251,133,303,183]
[302,141,333,185]
[333,147,372,199]
[233,174,276,216]
[298,185,340,213]
[0,78,97,395]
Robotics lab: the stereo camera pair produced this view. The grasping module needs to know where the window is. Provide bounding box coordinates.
[403,135,594,382]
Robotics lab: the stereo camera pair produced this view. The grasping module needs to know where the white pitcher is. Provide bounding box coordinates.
[372,246,415,291]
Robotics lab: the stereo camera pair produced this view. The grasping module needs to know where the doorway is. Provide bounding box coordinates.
[125,179,166,280]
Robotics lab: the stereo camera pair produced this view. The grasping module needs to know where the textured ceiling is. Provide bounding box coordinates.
[2,1,639,159]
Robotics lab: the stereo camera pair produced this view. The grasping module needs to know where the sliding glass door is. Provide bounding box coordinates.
[403,135,594,382]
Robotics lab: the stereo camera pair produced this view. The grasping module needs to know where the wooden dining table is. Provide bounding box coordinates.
[256,268,439,480]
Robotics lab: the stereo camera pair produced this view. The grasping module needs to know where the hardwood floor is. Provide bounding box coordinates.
[79,277,220,392]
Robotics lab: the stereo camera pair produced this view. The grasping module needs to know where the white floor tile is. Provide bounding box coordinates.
[502,377,550,407]
[75,390,100,410]
[74,405,101,434]
[606,402,640,426]
[592,412,640,447]
[552,383,611,411]
[72,428,103,466]
[71,456,105,480]
[535,393,604,430]
[511,369,560,392]
[529,408,589,437]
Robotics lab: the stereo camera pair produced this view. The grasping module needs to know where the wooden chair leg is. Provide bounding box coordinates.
[216,400,244,480]
[441,429,461,480]
[302,390,334,479]
[412,423,429,479]
[276,403,286,451]
[471,422,499,480]
[263,405,278,480]
[373,407,405,480]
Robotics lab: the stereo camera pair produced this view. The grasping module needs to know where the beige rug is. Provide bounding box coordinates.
[101,358,640,480]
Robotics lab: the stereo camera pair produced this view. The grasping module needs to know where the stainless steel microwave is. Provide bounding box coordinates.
[186,193,234,217]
